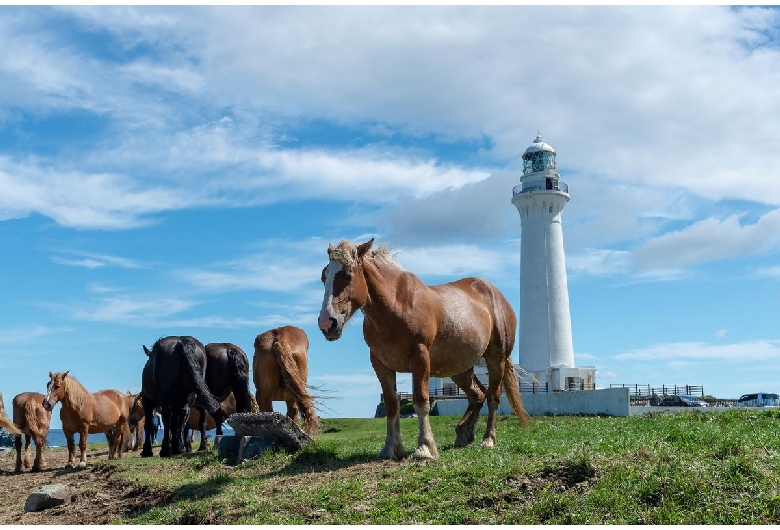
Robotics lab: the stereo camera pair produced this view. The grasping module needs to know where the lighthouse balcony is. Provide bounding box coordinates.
[513,180,569,196]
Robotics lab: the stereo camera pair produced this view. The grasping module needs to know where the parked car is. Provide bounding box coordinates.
[657,395,709,407]
[733,392,780,408]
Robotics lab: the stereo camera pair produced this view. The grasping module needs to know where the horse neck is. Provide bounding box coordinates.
[61,378,88,412]
[361,257,408,318]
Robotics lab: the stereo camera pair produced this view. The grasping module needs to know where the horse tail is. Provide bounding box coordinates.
[503,356,529,427]
[248,392,259,413]
[226,347,253,414]
[23,399,46,443]
[273,339,320,435]
[178,341,224,422]
[0,392,21,435]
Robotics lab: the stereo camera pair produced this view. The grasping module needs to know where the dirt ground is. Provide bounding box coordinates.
[0,445,168,524]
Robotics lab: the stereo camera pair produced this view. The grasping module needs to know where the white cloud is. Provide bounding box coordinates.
[616,339,780,363]
[715,329,727,340]
[632,210,780,272]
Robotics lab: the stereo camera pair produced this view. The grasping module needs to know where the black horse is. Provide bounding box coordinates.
[191,343,254,450]
[132,336,224,458]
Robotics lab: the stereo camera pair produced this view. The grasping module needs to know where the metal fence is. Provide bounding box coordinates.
[390,380,599,403]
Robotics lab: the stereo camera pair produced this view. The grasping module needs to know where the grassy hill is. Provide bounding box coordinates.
[103,409,780,524]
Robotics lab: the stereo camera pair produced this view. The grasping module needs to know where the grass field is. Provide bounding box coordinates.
[103,409,780,524]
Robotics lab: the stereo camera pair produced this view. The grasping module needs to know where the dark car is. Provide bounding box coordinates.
[657,395,709,407]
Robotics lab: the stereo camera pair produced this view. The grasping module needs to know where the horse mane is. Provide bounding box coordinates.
[60,373,88,411]
[329,240,400,270]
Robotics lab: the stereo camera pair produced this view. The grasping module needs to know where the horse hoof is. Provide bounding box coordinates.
[77,461,87,469]
[480,438,496,448]
[412,446,438,461]
[65,462,74,469]
[140,451,153,458]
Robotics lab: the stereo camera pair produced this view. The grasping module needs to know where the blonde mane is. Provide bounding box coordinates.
[58,373,88,412]
[329,240,401,270]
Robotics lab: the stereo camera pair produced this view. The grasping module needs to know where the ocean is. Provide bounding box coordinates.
[41,427,234,448]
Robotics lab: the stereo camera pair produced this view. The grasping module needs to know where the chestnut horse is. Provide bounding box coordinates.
[118,392,143,452]
[43,371,130,468]
[318,238,528,460]
[187,392,259,447]
[253,326,320,435]
[189,342,254,451]
[12,392,52,472]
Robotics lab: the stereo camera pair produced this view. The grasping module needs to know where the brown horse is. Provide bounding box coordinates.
[254,325,320,435]
[187,392,259,447]
[43,371,130,468]
[12,392,52,472]
[318,238,528,460]
[120,392,143,452]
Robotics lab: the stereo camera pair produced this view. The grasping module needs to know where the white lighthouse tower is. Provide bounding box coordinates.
[511,133,595,392]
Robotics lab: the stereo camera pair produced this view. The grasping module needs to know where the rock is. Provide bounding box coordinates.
[226,412,313,450]
[24,484,71,512]
[219,413,314,464]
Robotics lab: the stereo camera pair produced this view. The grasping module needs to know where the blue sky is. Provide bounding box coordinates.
[2,6,780,428]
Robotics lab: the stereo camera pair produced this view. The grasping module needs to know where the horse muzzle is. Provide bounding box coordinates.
[42,400,53,412]
[318,313,342,341]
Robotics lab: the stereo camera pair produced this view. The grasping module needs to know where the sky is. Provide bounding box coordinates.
[2,6,780,428]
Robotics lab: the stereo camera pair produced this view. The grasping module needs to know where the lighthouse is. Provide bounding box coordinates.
[511,133,595,392]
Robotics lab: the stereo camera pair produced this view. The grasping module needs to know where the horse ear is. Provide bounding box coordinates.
[63,370,69,378]
[327,243,334,257]
[356,238,374,259]
[49,371,53,379]
[143,345,151,356]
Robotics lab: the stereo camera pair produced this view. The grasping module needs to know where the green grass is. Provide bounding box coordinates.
[102,409,780,524]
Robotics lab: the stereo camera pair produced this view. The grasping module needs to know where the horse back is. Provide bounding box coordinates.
[12,392,50,434]
[253,326,309,401]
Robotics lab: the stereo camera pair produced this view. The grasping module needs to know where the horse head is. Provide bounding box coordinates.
[318,238,374,341]
[128,393,144,427]
[43,370,69,411]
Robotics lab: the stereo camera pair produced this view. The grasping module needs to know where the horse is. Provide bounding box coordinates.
[12,392,52,472]
[120,391,143,452]
[187,392,258,447]
[253,326,320,435]
[43,371,130,468]
[318,238,528,461]
[0,391,21,436]
[189,342,254,451]
[135,336,225,458]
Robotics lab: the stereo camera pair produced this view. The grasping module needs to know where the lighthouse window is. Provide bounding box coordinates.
[546,178,553,190]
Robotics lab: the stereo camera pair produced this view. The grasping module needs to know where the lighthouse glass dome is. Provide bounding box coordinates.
[522,133,556,175]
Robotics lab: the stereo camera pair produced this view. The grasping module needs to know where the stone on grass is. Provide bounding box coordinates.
[24,484,71,512]
[218,412,314,464]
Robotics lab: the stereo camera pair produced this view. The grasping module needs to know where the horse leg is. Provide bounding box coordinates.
[77,429,88,468]
[65,430,77,468]
[197,406,207,451]
[450,368,487,447]
[14,434,23,472]
[22,434,32,469]
[33,434,45,472]
[285,398,300,423]
[256,389,272,413]
[141,398,155,457]
[480,352,506,448]
[370,350,405,460]
[409,344,438,461]
[160,403,173,457]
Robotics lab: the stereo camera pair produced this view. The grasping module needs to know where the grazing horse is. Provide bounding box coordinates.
[187,392,259,447]
[43,372,130,468]
[12,392,52,472]
[120,392,143,452]
[189,343,254,451]
[254,326,320,435]
[135,336,225,458]
[318,238,528,461]
[0,391,21,436]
